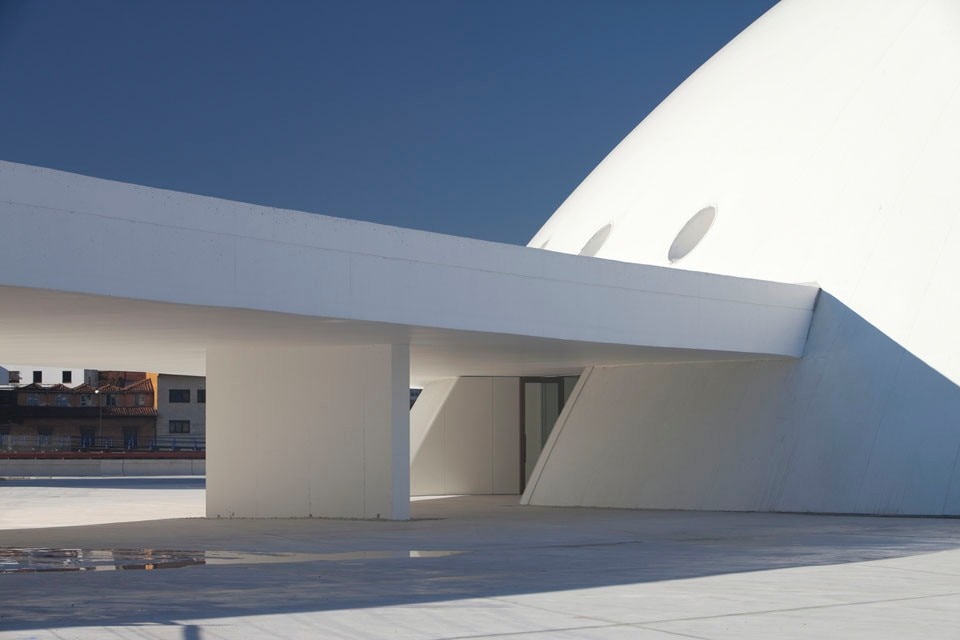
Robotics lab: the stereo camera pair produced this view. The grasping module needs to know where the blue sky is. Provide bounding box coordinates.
[0,1,776,244]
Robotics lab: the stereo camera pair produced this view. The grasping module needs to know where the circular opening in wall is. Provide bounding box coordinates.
[579,223,612,257]
[668,206,717,263]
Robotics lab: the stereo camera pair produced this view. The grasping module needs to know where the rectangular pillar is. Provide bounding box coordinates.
[206,343,410,520]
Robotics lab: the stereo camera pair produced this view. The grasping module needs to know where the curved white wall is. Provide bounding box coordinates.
[525,294,960,515]
[532,0,960,385]
[525,0,960,514]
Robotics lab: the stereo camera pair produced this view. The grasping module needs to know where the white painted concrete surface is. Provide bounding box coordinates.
[0,160,816,384]
[515,0,960,515]
[0,458,205,477]
[411,377,519,496]
[533,0,960,388]
[525,294,960,515]
[206,344,410,519]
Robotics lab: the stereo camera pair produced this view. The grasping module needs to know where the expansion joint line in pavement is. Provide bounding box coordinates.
[632,590,960,626]
[436,588,960,639]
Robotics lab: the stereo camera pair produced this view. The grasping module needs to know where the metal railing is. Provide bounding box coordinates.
[0,434,205,453]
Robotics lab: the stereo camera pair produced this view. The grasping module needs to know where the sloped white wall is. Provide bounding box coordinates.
[524,294,960,516]
[411,377,519,496]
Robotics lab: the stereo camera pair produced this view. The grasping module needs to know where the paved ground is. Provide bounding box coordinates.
[1,478,959,639]
[0,476,205,529]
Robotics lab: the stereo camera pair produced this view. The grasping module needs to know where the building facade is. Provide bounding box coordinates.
[0,378,157,450]
[1,364,97,387]
[156,374,206,441]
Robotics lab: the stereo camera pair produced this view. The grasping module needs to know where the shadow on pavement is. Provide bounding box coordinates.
[2,495,960,632]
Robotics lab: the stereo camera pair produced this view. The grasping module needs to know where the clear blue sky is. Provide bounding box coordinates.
[0,1,776,245]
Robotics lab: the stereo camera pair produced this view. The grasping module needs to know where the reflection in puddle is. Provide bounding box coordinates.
[0,548,464,573]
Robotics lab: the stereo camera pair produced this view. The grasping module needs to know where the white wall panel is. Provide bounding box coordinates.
[411,377,519,496]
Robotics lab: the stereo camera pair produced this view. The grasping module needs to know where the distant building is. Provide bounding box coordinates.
[156,374,206,440]
[0,378,157,450]
[98,371,148,388]
[1,364,97,387]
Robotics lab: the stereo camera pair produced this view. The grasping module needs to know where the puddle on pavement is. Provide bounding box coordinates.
[0,548,464,573]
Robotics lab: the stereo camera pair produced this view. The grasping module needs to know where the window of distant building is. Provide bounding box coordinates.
[37,427,52,446]
[197,389,205,403]
[169,389,190,403]
[169,420,190,434]
[55,394,69,407]
[80,394,93,407]
[8,371,19,383]
[136,394,146,406]
[62,371,72,384]
[105,394,117,406]
[32,371,41,384]
[26,393,39,406]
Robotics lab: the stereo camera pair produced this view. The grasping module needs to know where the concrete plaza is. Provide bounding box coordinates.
[1,477,959,639]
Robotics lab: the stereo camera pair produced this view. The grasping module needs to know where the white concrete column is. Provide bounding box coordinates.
[206,343,410,520]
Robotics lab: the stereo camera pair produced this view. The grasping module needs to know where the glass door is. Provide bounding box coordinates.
[520,376,578,492]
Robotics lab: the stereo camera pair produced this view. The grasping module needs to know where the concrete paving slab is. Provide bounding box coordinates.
[0,476,205,529]
[0,479,958,638]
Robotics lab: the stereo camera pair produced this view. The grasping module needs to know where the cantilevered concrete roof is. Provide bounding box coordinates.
[0,161,817,384]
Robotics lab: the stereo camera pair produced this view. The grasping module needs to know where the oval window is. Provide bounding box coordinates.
[668,206,716,263]
[579,223,612,257]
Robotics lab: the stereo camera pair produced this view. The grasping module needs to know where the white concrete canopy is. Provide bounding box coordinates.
[0,161,817,385]
[0,160,817,519]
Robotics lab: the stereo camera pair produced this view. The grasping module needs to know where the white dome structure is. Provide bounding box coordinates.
[532,0,960,376]
[519,0,960,515]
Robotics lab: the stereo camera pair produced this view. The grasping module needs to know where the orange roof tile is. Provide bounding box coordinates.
[123,379,154,393]
[102,406,158,417]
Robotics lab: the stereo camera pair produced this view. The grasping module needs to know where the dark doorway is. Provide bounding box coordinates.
[519,376,578,492]
[122,426,138,450]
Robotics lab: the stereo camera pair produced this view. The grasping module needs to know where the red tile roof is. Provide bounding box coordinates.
[123,379,154,393]
[96,384,122,393]
[14,380,154,396]
[102,406,158,417]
